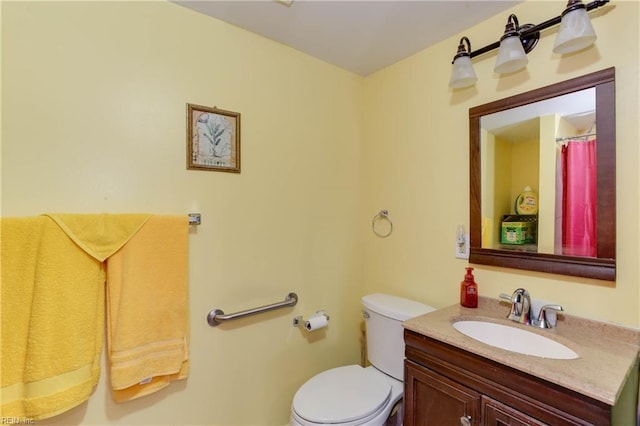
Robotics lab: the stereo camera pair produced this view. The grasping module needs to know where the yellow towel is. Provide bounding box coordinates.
[1,217,103,420]
[45,213,152,262]
[106,215,189,402]
[1,214,151,420]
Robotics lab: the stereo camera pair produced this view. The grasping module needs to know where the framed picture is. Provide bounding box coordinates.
[186,103,241,173]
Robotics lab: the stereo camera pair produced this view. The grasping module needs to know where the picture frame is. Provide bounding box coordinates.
[186,103,241,173]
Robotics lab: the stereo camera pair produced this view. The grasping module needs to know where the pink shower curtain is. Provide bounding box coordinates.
[561,139,597,257]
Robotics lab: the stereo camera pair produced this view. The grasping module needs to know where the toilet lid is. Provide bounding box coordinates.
[293,365,391,424]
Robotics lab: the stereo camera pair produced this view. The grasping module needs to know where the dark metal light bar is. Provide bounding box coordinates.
[469,0,609,59]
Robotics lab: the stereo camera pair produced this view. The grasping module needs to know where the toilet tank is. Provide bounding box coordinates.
[361,293,435,381]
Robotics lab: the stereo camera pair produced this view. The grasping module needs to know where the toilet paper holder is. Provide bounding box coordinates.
[293,311,330,329]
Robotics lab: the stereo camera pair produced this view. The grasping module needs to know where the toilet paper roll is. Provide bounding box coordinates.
[304,314,328,332]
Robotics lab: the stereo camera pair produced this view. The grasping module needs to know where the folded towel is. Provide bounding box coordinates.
[106,215,189,402]
[1,216,106,420]
[45,213,152,262]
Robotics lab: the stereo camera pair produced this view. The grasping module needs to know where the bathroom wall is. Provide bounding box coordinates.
[362,0,640,327]
[2,1,639,425]
[1,2,365,424]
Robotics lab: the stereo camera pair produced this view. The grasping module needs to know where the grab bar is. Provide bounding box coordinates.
[206,292,298,327]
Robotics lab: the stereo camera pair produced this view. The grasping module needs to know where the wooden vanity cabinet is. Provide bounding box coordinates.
[404,329,613,426]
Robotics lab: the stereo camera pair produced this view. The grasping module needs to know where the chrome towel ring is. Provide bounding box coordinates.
[372,210,393,238]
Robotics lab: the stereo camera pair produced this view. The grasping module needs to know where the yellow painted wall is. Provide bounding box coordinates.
[362,0,639,326]
[538,114,558,253]
[2,2,364,424]
[510,138,539,206]
[2,0,639,425]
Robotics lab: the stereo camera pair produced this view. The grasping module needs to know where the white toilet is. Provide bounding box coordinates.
[290,293,436,426]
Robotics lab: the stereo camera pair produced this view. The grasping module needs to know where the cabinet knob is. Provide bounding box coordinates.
[460,415,472,426]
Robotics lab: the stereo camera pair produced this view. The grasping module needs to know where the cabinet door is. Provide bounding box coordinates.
[482,396,547,426]
[405,360,481,426]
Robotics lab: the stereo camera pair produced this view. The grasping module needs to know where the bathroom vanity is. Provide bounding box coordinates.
[402,297,639,425]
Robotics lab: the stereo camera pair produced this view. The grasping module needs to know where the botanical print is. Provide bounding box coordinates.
[192,112,235,168]
[187,104,240,173]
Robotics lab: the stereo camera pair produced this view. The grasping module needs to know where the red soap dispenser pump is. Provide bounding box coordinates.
[460,267,478,308]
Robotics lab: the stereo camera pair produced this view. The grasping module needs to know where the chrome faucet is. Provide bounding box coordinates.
[499,288,531,325]
[500,289,564,329]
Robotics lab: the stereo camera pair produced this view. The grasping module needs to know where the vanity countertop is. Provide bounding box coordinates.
[402,296,639,406]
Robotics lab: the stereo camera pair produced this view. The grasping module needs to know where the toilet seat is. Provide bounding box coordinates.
[292,365,392,425]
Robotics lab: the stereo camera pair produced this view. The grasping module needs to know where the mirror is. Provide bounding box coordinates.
[469,68,616,281]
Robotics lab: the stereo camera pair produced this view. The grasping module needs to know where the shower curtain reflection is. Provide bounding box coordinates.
[559,139,597,257]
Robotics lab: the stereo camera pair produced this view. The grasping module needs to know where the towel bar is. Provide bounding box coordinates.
[206,292,298,327]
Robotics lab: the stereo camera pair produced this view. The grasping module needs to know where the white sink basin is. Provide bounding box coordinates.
[452,320,579,360]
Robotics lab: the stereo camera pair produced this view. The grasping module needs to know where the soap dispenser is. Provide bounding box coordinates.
[460,267,478,308]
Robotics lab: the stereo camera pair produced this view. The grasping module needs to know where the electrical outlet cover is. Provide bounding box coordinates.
[455,233,470,259]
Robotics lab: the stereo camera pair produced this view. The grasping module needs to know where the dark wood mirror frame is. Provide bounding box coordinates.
[469,68,616,281]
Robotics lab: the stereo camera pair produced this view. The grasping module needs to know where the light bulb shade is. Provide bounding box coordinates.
[449,56,477,89]
[494,35,528,74]
[553,7,597,54]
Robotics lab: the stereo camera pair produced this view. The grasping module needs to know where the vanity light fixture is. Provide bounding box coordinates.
[449,0,609,89]
[553,0,598,54]
[494,14,532,74]
[449,37,477,89]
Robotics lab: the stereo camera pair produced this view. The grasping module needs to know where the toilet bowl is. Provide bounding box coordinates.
[290,294,435,426]
[290,365,403,426]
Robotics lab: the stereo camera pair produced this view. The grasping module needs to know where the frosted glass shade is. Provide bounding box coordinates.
[553,7,597,54]
[494,35,528,74]
[449,56,477,89]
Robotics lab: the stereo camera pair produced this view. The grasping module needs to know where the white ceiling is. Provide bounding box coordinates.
[483,88,596,143]
[174,0,522,76]
[483,88,596,132]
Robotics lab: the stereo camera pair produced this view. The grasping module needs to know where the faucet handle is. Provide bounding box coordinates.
[534,304,564,329]
[499,293,513,301]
